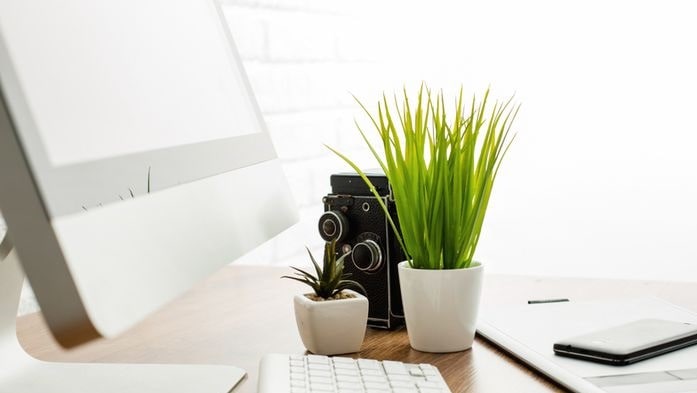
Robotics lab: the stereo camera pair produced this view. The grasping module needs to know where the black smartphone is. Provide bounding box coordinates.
[553,318,697,366]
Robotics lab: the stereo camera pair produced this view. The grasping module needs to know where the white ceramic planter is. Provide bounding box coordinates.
[398,261,483,353]
[293,289,369,355]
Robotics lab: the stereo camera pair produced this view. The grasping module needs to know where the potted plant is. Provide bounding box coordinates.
[282,240,368,355]
[328,85,518,353]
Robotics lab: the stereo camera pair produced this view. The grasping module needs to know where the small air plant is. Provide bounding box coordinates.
[282,240,366,301]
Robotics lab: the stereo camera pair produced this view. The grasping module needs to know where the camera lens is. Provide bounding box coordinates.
[352,239,383,273]
[322,220,336,237]
[318,211,349,241]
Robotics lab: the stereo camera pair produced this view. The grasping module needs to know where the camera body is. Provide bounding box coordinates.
[318,172,405,329]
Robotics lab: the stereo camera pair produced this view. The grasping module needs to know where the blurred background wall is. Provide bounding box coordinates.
[226,0,697,283]
[3,0,697,314]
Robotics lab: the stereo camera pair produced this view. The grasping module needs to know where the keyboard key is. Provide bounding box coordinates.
[334,362,359,370]
[407,367,425,377]
[420,365,441,378]
[420,364,436,370]
[426,375,444,382]
[387,374,413,382]
[364,381,390,390]
[336,374,360,383]
[390,380,417,388]
[416,380,446,389]
[392,389,417,393]
[363,376,388,384]
[290,379,306,388]
[358,359,381,370]
[309,364,331,372]
[291,366,306,374]
[309,376,333,385]
[361,369,384,377]
[418,388,447,393]
[308,355,330,364]
[309,370,331,378]
[383,360,409,375]
[337,381,363,390]
[309,382,334,391]
[332,357,356,364]
[335,368,359,376]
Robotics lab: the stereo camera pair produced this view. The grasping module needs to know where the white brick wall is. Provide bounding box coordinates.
[222,0,389,267]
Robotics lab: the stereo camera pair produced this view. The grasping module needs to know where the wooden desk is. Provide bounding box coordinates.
[16,266,697,392]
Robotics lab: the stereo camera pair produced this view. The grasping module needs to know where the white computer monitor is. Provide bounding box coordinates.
[0,0,297,391]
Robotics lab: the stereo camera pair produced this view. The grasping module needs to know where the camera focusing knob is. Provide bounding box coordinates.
[352,237,383,273]
[318,210,349,242]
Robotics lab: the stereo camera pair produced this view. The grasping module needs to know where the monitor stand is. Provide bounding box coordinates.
[0,232,246,393]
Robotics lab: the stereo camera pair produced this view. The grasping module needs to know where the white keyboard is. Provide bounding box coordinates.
[257,353,451,393]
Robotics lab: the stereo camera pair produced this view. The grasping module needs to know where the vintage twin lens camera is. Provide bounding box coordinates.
[318,172,405,329]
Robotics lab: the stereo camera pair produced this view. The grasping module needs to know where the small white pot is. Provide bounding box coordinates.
[398,261,483,353]
[293,289,369,355]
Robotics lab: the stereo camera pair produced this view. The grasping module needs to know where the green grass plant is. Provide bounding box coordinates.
[282,240,366,299]
[327,85,518,270]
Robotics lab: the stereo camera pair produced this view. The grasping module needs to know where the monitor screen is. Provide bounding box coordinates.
[0,0,276,217]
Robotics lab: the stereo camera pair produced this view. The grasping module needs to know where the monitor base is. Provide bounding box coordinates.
[0,233,246,393]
